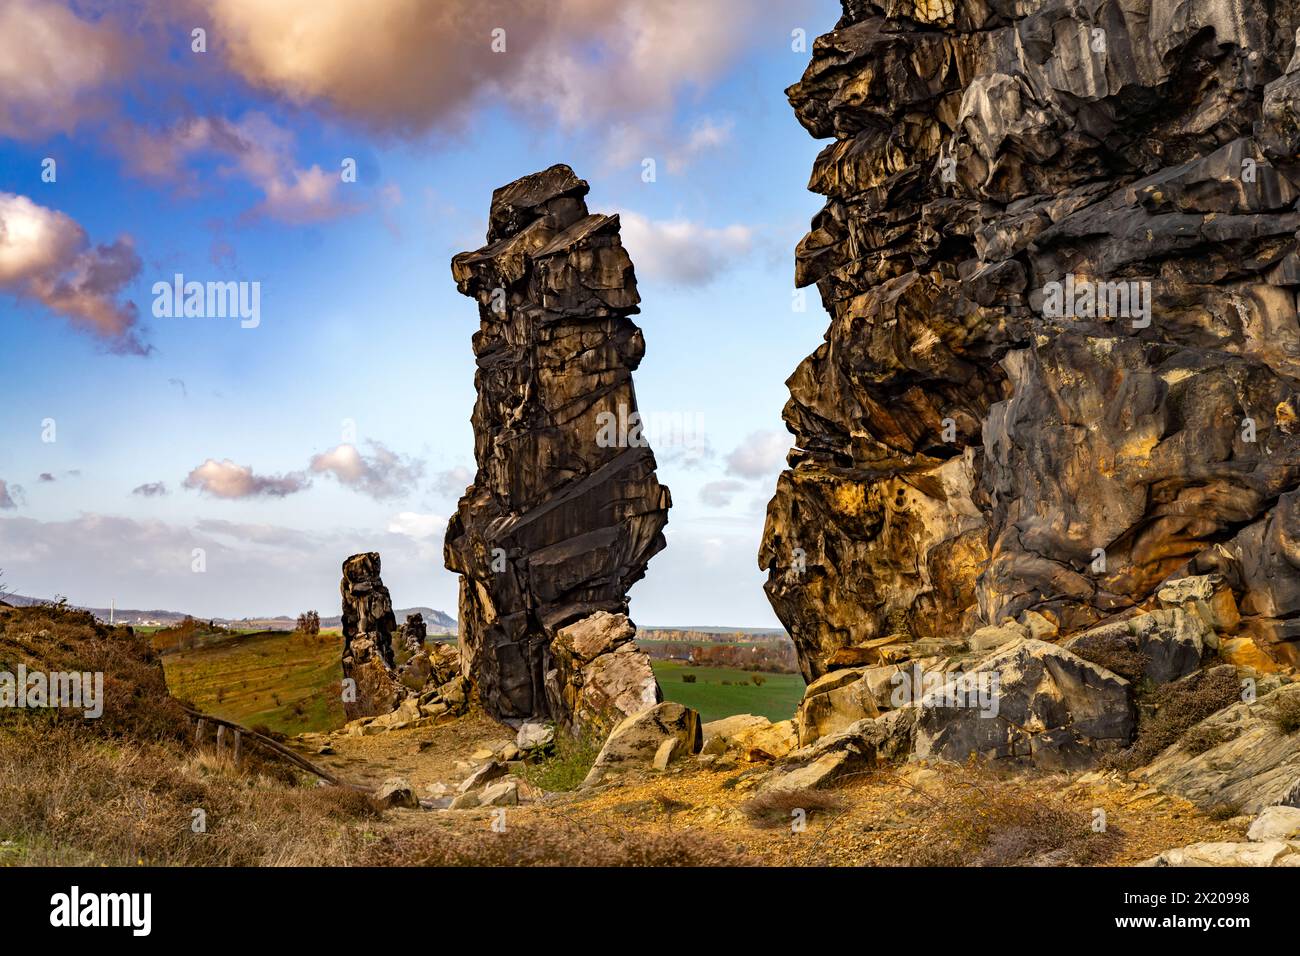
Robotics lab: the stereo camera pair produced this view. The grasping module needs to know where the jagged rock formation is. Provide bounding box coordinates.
[399,613,426,655]
[761,0,1300,684]
[445,164,671,730]
[340,552,407,720]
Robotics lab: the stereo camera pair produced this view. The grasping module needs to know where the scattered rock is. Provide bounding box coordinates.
[516,721,555,752]
[449,790,480,810]
[478,780,519,807]
[458,760,507,793]
[912,638,1136,769]
[1063,609,1208,685]
[1248,806,1300,842]
[374,777,417,810]
[1141,840,1300,867]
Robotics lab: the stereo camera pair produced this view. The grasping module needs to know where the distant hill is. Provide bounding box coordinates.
[1,594,455,633]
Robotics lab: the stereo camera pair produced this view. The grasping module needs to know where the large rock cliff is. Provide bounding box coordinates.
[445,164,670,730]
[761,0,1300,684]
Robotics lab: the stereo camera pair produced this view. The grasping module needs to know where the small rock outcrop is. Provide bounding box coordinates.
[340,552,407,720]
[761,0,1300,683]
[445,164,670,731]
[399,613,426,654]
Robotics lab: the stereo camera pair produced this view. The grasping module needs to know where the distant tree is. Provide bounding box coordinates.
[751,674,767,687]
[296,610,321,637]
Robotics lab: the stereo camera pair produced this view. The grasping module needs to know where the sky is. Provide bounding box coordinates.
[0,0,841,627]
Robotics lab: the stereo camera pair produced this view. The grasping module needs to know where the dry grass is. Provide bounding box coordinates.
[740,787,846,830]
[891,768,1122,866]
[361,817,756,866]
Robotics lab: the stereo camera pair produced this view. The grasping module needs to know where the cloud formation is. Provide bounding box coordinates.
[725,430,791,480]
[0,193,146,353]
[0,0,129,139]
[183,459,309,499]
[199,0,767,136]
[0,480,16,510]
[309,441,424,500]
[131,481,168,497]
[700,479,747,508]
[113,113,357,224]
[431,466,473,500]
[615,210,753,287]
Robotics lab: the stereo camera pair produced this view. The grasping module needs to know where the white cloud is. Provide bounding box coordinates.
[309,441,424,500]
[183,459,309,499]
[0,192,145,353]
[0,0,129,140]
[725,430,791,480]
[664,116,735,174]
[386,512,446,540]
[615,210,753,287]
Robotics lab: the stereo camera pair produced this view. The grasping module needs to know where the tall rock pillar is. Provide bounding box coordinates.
[445,164,670,732]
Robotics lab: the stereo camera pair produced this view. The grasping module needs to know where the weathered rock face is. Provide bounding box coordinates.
[340,552,407,720]
[445,164,671,728]
[762,0,1300,681]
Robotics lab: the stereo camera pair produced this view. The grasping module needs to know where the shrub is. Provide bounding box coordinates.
[1103,666,1242,771]
[1067,631,1149,684]
[516,729,602,792]
[895,773,1121,866]
[681,673,697,683]
[1270,691,1300,735]
[1181,722,1235,755]
[751,674,767,687]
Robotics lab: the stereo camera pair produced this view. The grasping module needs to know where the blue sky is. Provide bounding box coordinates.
[0,0,840,626]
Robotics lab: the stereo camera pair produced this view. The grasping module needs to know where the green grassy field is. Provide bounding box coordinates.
[162,630,346,735]
[652,661,804,723]
[160,628,804,734]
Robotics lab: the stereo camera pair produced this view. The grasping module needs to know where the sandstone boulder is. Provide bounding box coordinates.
[912,638,1135,769]
[1063,609,1209,685]
[584,701,701,785]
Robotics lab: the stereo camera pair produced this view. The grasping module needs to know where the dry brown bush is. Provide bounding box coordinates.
[1102,666,1242,771]
[740,787,845,829]
[892,769,1122,867]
